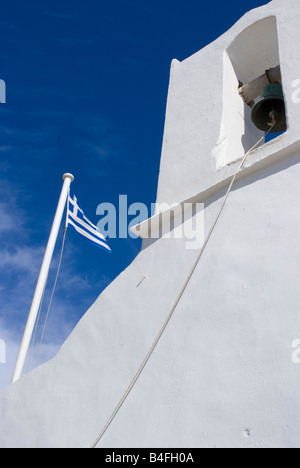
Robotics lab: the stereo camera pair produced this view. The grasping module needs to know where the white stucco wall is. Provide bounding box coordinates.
[0,0,300,448]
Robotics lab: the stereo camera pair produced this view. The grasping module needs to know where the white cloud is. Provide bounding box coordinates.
[0,245,43,274]
[0,318,61,391]
[0,329,20,391]
[0,146,12,152]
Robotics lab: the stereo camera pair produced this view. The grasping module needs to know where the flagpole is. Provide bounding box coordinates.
[11,173,74,384]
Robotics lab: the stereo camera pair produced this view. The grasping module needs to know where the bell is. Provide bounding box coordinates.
[251,83,287,133]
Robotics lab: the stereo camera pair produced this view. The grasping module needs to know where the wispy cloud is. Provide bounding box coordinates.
[0,317,60,391]
[0,202,16,234]
[0,245,43,275]
[0,146,12,152]
[0,109,121,158]
[44,11,82,20]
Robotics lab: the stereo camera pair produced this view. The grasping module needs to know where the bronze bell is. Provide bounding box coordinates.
[251,83,287,133]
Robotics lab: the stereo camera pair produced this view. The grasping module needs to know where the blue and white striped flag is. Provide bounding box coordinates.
[66,192,111,253]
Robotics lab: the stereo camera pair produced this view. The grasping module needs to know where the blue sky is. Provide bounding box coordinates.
[0,0,268,389]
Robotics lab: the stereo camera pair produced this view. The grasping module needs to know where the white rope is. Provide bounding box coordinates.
[90,126,275,449]
[35,227,68,367]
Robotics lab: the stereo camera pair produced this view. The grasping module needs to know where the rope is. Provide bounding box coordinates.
[35,227,68,367]
[26,283,47,373]
[90,125,275,449]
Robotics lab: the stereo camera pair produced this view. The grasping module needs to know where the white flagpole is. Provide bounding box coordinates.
[11,173,74,384]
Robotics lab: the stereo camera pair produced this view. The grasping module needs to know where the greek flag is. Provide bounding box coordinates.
[66,193,111,253]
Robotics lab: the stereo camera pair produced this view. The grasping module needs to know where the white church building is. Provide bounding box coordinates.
[1,0,300,448]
